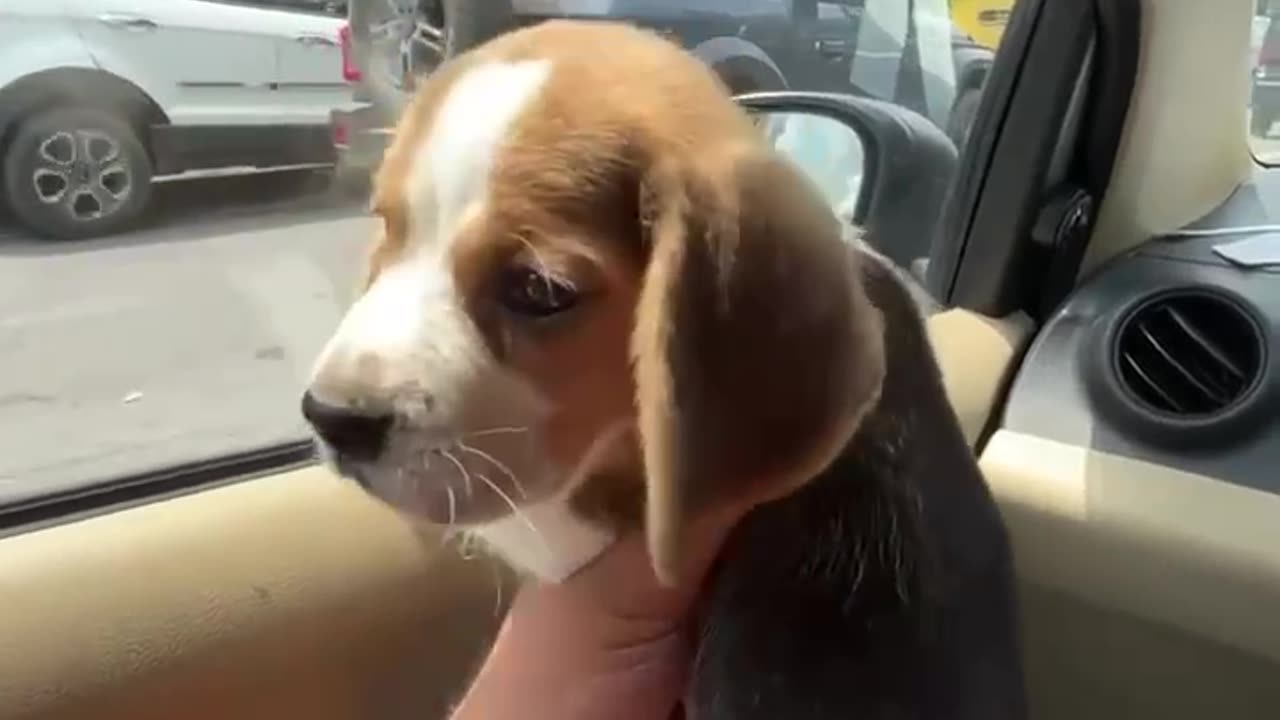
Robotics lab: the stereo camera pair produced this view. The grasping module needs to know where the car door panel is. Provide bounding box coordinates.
[0,468,508,720]
[982,430,1280,720]
[66,0,277,126]
[0,312,1037,720]
[0,309,1035,720]
[786,1,863,93]
[252,2,350,126]
[926,308,1034,447]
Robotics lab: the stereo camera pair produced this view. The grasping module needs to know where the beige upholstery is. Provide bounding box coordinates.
[926,308,1034,447]
[982,431,1280,719]
[1084,0,1255,274]
[0,469,508,720]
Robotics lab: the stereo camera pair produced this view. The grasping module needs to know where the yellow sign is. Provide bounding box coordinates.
[951,0,1016,50]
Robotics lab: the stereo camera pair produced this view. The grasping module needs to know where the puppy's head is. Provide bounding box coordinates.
[303,21,885,585]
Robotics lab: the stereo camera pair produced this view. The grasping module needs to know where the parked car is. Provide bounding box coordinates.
[330,0,995,194]
[0,0,352,240]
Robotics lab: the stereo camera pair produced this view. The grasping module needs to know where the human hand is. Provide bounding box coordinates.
[449,508,738,720]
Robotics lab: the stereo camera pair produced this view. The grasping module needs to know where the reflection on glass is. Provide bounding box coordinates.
[760,111,867,220]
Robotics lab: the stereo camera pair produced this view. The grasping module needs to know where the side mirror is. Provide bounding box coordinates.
[735,92,958,272]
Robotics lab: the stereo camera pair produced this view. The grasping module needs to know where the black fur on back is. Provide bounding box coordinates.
[686,251,1028,720]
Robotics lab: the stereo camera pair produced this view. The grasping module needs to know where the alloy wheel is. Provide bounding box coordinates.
[30,128,133,223]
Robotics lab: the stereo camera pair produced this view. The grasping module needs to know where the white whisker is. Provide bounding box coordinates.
[470,468,549,554]
[392,466,406,497]
[489,559,506,617]
[457,440,527,499]
[514,235,555,280]
[514,235,576,294]
[467,426,528,438]
[446,485,457,529]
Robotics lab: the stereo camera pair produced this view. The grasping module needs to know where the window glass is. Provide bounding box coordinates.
[0,0,1016,507]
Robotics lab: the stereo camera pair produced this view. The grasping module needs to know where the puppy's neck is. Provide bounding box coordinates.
[467,420,640,582]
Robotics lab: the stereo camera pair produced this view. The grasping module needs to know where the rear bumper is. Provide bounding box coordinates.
[330,101,391,193]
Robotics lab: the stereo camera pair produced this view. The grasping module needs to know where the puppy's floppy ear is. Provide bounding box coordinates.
[633,144,886,586]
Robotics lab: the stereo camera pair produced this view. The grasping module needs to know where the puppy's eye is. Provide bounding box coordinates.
[499,266,580,317]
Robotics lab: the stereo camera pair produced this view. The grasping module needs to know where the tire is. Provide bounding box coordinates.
[2,107,152,240]
[946,86,983,149]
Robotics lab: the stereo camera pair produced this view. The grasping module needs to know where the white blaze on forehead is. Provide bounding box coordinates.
[310,59,552,409]
[407,59,554,243]
[310,56,621,583]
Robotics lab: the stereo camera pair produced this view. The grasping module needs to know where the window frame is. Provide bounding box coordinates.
[927,0,1142,316]
[0,441,316,537]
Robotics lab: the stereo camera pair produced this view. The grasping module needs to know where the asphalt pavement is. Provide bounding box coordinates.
[0,173,375,505]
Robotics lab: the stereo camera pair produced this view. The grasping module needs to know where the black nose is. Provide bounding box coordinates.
[300,391,393,461]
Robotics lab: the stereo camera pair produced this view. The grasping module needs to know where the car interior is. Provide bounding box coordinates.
[2,0,1278,719]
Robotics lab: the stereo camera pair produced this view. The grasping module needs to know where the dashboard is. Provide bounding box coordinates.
[1001,173,1280,496]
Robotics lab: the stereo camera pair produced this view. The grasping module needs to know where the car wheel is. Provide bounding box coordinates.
[354,0,513,98]
[2,107,152,240]
[946,86,983,149]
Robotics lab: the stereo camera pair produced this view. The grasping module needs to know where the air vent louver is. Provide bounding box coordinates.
[1114,292,1264,417]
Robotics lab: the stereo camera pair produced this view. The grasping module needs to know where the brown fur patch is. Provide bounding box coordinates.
[633,142,886,584]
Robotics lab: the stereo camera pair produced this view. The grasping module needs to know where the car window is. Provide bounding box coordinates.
[0,0,1016,519]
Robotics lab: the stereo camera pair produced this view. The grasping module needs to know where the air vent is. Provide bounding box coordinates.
[1114,292,1265,417]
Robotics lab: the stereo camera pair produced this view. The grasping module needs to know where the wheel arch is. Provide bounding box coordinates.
[690,36,788,94]
[0,67,168,161]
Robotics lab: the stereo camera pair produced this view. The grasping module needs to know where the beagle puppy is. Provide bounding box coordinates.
[302,20,1027,720]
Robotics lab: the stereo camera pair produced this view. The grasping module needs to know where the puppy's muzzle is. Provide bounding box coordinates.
[300,390,393,465]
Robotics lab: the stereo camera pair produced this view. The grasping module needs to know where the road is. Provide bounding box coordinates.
[0,174,375,505]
